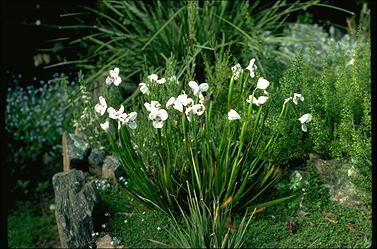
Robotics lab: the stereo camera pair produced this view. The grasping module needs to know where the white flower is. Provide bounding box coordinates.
[156,78,166,84]
[246,58,256,78]
[149,108,168,128]
[100,120,110,132]
[231,63,242,80]
[108,105,125,120]
[166,97,176,108]
[106,67,122,86]
[148,74,158,82]
[157,226,161,231]
[144,101,161,112]
[256,77,270,90]
[177,93,188,105]
[298,113,312,132]
[123,112,137,129]
[293,93,304,105]
[95,96,107,116]
[246,95,268,106]
[192,103,205,116]
[228,109,241,120]
[284,97,292,105]
[188,81,209,97]
[139,83,150,95]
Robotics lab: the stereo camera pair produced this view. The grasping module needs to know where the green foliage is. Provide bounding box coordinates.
[5,77,74,165]
[8,201,59,248]
[5,76,76,197]
[59,0,320,88]
[166,185,252,248]
[98,52,305,216]
[242,163,371,248]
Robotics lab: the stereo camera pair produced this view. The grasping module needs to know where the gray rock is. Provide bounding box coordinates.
[53,169,103,248]
[102,155,124,184]
[88,149,107,177]
[310,153,370,210]
[62,132,91,172]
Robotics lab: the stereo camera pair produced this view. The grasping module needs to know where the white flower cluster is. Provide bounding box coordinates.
[284,93,312,132]
[139,73,175,95]
[6,77,74,163]
[142,79,209,128]
[229,59,312,132]
[118,176,128,186]
[95,68,138,131]
[94,179,112,191]
[228,59,270,121]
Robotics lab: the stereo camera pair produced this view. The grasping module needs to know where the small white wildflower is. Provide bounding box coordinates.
[148,74,158,82]
[141,218,145,222]
[188,81,209,97]
[293,93,304,105]
[124,219,128,223]
[157,227,161,231]
[108,105,125,120]
[166,97,176,108]
[148,108,168,128]
[144,101,161,112]
[231,63,242,80]
[100,120,110,132]
[139,83,150,95]
[156,77,166,84]
[298,113,312,132]
[228,109,241,120]
[192,103,205,116]
[125,112,138,129]
[105,213,110,217]
[246,58,257,78]
[142,211,146,215]
[256,77,270,90]
[102,224,106,229]
[94,96,107,116]
[106,67,122,86]
[246,95,268,106]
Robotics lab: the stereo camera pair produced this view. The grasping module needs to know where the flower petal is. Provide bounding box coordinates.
[199,83,209,92]
[188,81,199,95]
[113,76,122,86]
[228,109,241,120]
[256,77,270,90]
[166,97,176,108]
[158,109,168,121]
[100,120,110,132]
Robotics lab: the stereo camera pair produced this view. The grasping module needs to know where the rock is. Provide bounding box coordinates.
[102,155,124,184]
[309,153,370,210]
[88,149,107,177]
[52,169,104,248]
[96,234,124,249]
[62,132,91,172]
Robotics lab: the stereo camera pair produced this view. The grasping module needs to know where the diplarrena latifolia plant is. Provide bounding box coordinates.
[92,57,312,215]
